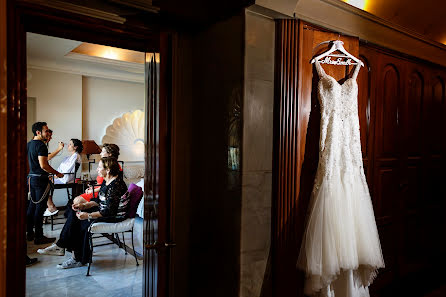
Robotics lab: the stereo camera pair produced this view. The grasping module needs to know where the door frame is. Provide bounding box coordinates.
[2,2,169,296]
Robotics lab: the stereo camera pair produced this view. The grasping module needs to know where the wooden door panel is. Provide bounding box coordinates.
[407,69,424,157]
[377,64,400,158]
[426,162,444,200]
[375,168,398,219]
[430,77,445,155]
[405,165,421,211]
[401,213,424,273]
[370,224,396,290]
[357,56,371,162]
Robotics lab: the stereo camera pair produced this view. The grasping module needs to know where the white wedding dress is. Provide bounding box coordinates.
[297,60,385,297]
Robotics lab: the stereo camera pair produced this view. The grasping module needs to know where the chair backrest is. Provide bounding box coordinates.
[68,162,81,184]
[125,183,143,218]
[74,162,80,177]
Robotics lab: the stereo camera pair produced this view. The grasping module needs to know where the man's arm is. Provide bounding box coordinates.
[38,156,63,178]
[48,142,64,160]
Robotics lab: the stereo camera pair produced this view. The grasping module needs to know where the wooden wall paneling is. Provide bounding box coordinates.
[360,42,446,295]
[428,73,446,199]
[425,69,446,261]
[273,18,301,297]
[370,50,406,289]
[5,3,27,296]
[357,54,371,175]
[358,45,380,192]
[400,61,425,275]
[0,0,7,296]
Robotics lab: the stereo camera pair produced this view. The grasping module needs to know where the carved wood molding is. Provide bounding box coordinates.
[18,0,126,23]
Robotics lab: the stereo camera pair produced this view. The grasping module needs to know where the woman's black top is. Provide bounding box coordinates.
[91,176,127,219]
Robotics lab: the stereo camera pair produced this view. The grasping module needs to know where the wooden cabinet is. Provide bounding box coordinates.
[358,45,446,295]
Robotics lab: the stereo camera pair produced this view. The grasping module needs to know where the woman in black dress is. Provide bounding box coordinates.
[37,157,128,268]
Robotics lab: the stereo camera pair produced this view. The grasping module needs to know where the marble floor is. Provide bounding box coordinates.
[26,215,143,297]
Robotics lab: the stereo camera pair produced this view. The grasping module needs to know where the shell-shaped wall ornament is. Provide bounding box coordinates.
[102,110,145,161]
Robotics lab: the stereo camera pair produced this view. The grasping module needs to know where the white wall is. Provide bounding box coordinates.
[27,69,83,166]
[82,76,145,145]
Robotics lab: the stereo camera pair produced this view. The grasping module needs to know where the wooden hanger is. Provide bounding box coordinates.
[311,40,364,67]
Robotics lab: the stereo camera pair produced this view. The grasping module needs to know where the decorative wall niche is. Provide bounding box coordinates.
[101,109,145,162]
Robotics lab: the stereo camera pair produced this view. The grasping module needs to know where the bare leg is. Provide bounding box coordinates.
[47,196,58,212]
[47,176,58,212]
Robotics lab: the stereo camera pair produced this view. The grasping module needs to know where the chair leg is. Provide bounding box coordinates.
[50,215,54,231]
[122,233,127,254]
[87,231,93,276]
[115,233,122,248]
[131,228,138,266]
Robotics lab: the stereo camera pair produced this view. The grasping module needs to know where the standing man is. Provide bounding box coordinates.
[27,122,64,244]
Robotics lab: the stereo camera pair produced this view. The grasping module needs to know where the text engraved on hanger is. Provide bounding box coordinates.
[319,57,358,66]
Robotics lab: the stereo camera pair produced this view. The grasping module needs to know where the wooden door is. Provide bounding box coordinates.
[370,51,405,289]
[359,44,446,295]
[399,60,426,275]
[144,32,175,297]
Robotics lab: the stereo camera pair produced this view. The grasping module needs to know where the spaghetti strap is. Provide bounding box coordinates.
[315,60,326,77]
[352,62,362,80]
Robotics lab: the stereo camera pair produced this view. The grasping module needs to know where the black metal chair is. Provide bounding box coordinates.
[86,184,143,276]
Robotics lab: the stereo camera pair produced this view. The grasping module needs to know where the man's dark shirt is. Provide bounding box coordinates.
[27,139,48,176]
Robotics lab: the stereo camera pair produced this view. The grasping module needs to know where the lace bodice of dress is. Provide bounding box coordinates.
[314,60,364,182]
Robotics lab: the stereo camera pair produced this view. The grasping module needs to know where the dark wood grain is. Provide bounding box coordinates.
[0,0,7,296]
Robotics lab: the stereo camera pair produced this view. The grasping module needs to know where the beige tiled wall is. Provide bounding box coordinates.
[241,10,275,297]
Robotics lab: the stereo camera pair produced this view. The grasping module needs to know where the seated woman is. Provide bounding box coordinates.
[45,139,83,214]
[73,143,121,205]
[37,157,128,269]
[53,139,83,184]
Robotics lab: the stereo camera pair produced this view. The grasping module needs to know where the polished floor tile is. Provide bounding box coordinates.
[27,215,143,297]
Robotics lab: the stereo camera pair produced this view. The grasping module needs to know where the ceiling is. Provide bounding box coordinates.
[342,0,446,45]
[27,33,145,83]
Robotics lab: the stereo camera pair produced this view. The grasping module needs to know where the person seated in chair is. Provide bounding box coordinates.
[73,143,122,205]
[37,157,128,269]
[52,139,82,184]
[45,139,83,215]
